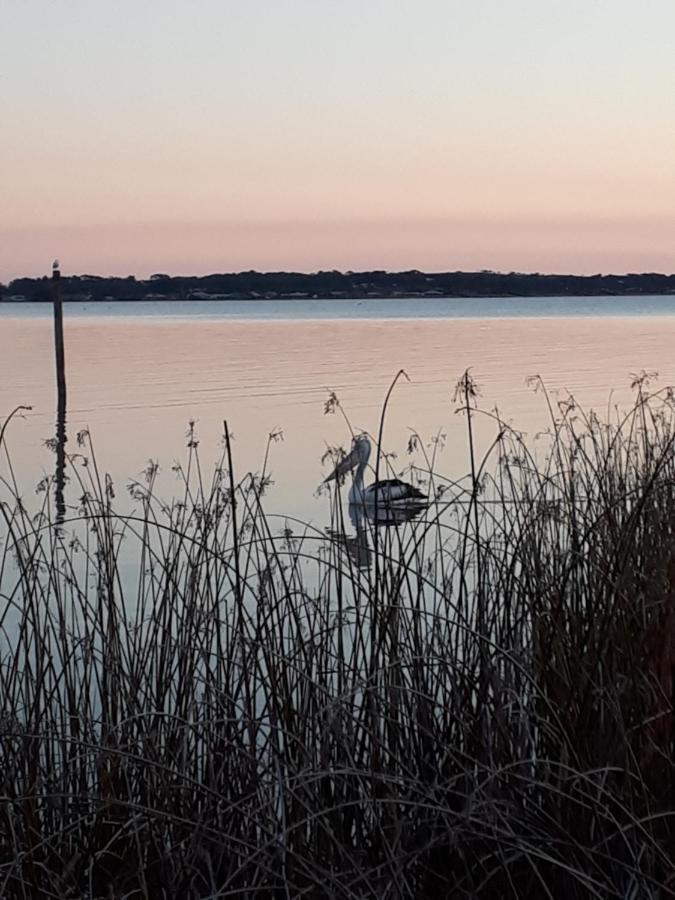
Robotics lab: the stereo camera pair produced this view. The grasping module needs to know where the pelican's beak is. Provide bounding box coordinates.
[323,446,359,483]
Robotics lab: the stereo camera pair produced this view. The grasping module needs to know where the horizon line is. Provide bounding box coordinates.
[5,268,675,282]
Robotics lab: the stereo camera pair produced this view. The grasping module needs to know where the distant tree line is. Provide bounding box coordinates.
[3,269,675,302]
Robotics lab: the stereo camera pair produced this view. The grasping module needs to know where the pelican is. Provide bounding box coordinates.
[324,434,427,507]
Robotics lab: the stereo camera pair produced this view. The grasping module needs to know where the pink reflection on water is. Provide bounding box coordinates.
[2,311,675,522]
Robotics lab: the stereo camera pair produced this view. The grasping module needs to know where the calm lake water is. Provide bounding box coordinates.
[3,295,675,524]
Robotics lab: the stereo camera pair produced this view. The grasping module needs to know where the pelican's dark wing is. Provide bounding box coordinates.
[366,479,427,502]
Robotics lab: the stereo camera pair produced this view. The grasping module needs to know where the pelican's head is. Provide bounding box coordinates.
[323,434,371,482]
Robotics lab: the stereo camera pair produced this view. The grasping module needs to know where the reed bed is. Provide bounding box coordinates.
[2,371,675,898]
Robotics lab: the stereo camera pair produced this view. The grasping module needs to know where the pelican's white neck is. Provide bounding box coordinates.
[348,456,368,504]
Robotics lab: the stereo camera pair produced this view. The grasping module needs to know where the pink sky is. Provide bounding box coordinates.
[3,218,675,280]
[3,0,675,281]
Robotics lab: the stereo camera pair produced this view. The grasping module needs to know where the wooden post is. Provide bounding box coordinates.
[52,260,67,409]
[52,261,67,524]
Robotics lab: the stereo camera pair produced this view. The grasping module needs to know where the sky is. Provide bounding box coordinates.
[2,0,674,280]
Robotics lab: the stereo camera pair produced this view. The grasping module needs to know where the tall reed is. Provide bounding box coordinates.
[1,372,675,898]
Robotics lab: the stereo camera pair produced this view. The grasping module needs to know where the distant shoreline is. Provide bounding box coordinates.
[4,292,675,304]
[3,269,675,303]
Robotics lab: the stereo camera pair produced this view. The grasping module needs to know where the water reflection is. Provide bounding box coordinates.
[4,308,675,527]
[357,502,428,527]
[326,500,428,570]
[54,404,67,526]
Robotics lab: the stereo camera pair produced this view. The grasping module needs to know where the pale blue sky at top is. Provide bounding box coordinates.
[1,0,674,278]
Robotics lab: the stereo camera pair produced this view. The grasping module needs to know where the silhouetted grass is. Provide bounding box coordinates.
[2,372,675,898]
